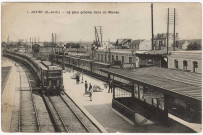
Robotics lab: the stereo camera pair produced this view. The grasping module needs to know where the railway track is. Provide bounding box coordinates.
[16,64,40,132]
[6,56,105,133]
[42,91,101,133]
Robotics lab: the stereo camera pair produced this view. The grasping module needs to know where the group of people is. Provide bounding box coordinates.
[84,80,93,101]
[84,79,113,102]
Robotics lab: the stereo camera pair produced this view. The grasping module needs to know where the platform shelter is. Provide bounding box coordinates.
[101,67,201,125]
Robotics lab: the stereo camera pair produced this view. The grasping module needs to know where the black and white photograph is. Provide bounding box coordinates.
[1,1,202,133]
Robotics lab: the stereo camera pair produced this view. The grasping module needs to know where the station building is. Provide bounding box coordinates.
[168,50,202,73]
[95,48,168,68]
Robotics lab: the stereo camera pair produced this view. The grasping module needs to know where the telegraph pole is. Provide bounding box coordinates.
[173,8,176,51]
[31,37,33,53]
[100,26,103,46]
[52,33,54,52]
[55,33,56,45]
[167,8,169,54]
[151,3,154,50]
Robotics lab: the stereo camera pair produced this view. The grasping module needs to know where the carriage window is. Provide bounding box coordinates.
[193,61,198,73]
[174,59,178,69]
[183,60,187,70]
[129,57,132,64]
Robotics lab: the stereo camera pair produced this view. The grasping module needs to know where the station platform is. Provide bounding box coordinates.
[63,68,199,133]
[1,57,17,132]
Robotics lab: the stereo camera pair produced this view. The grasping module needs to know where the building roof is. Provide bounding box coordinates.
[97,48,146,54]
[41,61,52,66]
[35,60,47,70]
[170,50,202,54]
[138,47,184,56]
[116,39,132,46]
[101,67,201,102]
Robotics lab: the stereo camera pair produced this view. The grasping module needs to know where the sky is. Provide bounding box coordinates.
[1,2,202,43]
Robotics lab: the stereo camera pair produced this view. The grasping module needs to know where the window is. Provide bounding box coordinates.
[129,57,132,64]
[193,61,198,73]
[112,55,114,62]
[159,40,163,46]
[101,54,103,62]
[174,59,178,69]
[183,60,187,70]
[147,59,153,65]
[105,55,107,63]
[116,55,118,61]
[122,56,124,63]
[108,55,111,63]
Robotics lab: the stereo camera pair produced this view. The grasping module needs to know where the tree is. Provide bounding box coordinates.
[186,42,201,50]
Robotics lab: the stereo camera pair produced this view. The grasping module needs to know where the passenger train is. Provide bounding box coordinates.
[4,51,64,91]
[54,53,111,79]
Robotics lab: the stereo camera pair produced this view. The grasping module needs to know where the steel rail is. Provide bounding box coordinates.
[60,91,90,132]
[48,94,69,132]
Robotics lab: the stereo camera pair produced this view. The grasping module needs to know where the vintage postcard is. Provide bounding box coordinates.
[1,2,202,133]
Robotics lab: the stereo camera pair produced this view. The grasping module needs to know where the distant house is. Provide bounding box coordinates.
[130,40,142,50]
[181,41,190,50]
[115,39,132,49]
[153,33,178,50]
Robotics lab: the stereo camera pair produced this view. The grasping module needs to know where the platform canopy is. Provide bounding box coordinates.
[101,67,202,102]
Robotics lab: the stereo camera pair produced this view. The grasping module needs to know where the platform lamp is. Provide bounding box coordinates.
[81,62,84,83]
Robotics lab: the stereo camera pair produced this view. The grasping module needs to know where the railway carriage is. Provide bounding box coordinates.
[53,53,111,77]
[80,58,92,71]
[4,51,63,91]
[92,61,110,77]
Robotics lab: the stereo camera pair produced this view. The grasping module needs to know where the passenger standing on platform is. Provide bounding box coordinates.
[89,83,93,101]
[84,80,88,94]
[76,75,80,84]
[108,80,113,93]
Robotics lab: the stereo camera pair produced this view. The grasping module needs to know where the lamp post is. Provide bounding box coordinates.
[62,45,65,70]
[108,48,111,64]
[81,63,84,83]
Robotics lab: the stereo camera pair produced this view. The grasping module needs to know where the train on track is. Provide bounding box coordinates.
[54,53,111,80]
[4,51,64,91]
